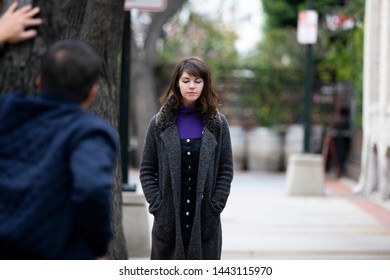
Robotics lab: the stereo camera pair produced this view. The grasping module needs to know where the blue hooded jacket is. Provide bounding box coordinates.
[0,92,118,259]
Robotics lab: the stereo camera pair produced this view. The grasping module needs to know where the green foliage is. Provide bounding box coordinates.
[157,11,238,81]
[242,0,364,128]
[241,27,305,127]
[317,0,365,127]
[156,0,365,129]
[262,0,305,29]
[350,26,364,127]
[262,0,349,30]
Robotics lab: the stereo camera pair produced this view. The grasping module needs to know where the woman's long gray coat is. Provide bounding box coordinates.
[139,102,233,260]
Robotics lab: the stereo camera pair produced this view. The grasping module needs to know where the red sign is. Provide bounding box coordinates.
[326,13,354,31]
[124,0,166,11]
[297,10,318,44]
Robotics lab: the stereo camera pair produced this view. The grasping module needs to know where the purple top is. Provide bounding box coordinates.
[177,105,204,139]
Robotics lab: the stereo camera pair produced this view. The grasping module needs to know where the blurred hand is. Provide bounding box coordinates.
[0,1,42,44]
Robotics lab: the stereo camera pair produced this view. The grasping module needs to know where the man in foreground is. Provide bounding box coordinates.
[0,40,118,259]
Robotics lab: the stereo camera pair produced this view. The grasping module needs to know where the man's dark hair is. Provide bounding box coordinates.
[40,40,101,103]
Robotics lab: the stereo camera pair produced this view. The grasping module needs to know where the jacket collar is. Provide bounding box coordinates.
[156,96,221,134]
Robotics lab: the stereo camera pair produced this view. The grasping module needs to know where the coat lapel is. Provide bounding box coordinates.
[160,125,181,201]
[197,128,217,194]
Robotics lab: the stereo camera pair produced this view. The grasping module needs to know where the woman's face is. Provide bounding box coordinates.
[178,70,204,107]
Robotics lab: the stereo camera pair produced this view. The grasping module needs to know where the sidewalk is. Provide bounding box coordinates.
[128,169,390,260]
[221,170,390,259]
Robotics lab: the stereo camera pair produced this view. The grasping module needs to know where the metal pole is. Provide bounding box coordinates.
[303,43,312,153]
[119,10,135,191]
[303,0,314,153]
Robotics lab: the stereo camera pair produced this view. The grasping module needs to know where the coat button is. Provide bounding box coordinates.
[187,199,190,203]
[186,139,190,143]
[188,165,191,169]
[187,151,191,156]
[188,177,191,181]
[186,212,190,216]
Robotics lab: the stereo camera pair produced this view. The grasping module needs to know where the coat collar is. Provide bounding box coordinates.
[156,96,221,134]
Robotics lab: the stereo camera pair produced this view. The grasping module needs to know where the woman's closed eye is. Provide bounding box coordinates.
[182,79,203,84]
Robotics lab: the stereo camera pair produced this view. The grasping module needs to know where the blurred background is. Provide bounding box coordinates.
[128,0,363,182]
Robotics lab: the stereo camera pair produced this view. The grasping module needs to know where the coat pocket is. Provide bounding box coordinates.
[152,199,175,243]
[200,197,221,241]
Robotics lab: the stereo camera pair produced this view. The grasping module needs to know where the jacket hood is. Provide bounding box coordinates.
[0,93,79,134]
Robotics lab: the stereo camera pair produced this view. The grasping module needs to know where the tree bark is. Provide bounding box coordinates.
[0,0,127,259]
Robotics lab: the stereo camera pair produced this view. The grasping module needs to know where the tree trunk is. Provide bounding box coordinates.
[131,0,187,165]
[0,0,127,259]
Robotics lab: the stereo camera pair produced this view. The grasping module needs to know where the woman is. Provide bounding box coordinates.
[139,57,233,260]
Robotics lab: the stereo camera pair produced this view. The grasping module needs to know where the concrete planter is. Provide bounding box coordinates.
[286,153,324,196]
[122,192,150,259]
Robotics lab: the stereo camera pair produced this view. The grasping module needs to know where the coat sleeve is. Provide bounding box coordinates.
[211,115,233,214]
[139,117,161,214]
[69,124,118,258]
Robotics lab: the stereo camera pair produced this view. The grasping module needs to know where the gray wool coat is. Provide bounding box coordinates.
[139,101,233,260]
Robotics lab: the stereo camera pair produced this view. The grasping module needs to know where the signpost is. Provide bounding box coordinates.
[286,3,324,197]
[297,10,318,44]
[297,9,318,153]
[119,0,165,191]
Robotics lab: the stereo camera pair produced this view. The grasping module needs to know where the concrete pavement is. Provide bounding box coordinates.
[128,169,390,260]
[221,171,390,259]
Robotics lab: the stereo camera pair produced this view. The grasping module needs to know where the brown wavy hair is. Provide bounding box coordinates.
[159,57,219,114]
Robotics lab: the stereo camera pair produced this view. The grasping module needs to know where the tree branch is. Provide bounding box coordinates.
[144,0,187,62]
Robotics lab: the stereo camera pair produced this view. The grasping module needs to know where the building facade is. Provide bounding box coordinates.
[357,0,390,201]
